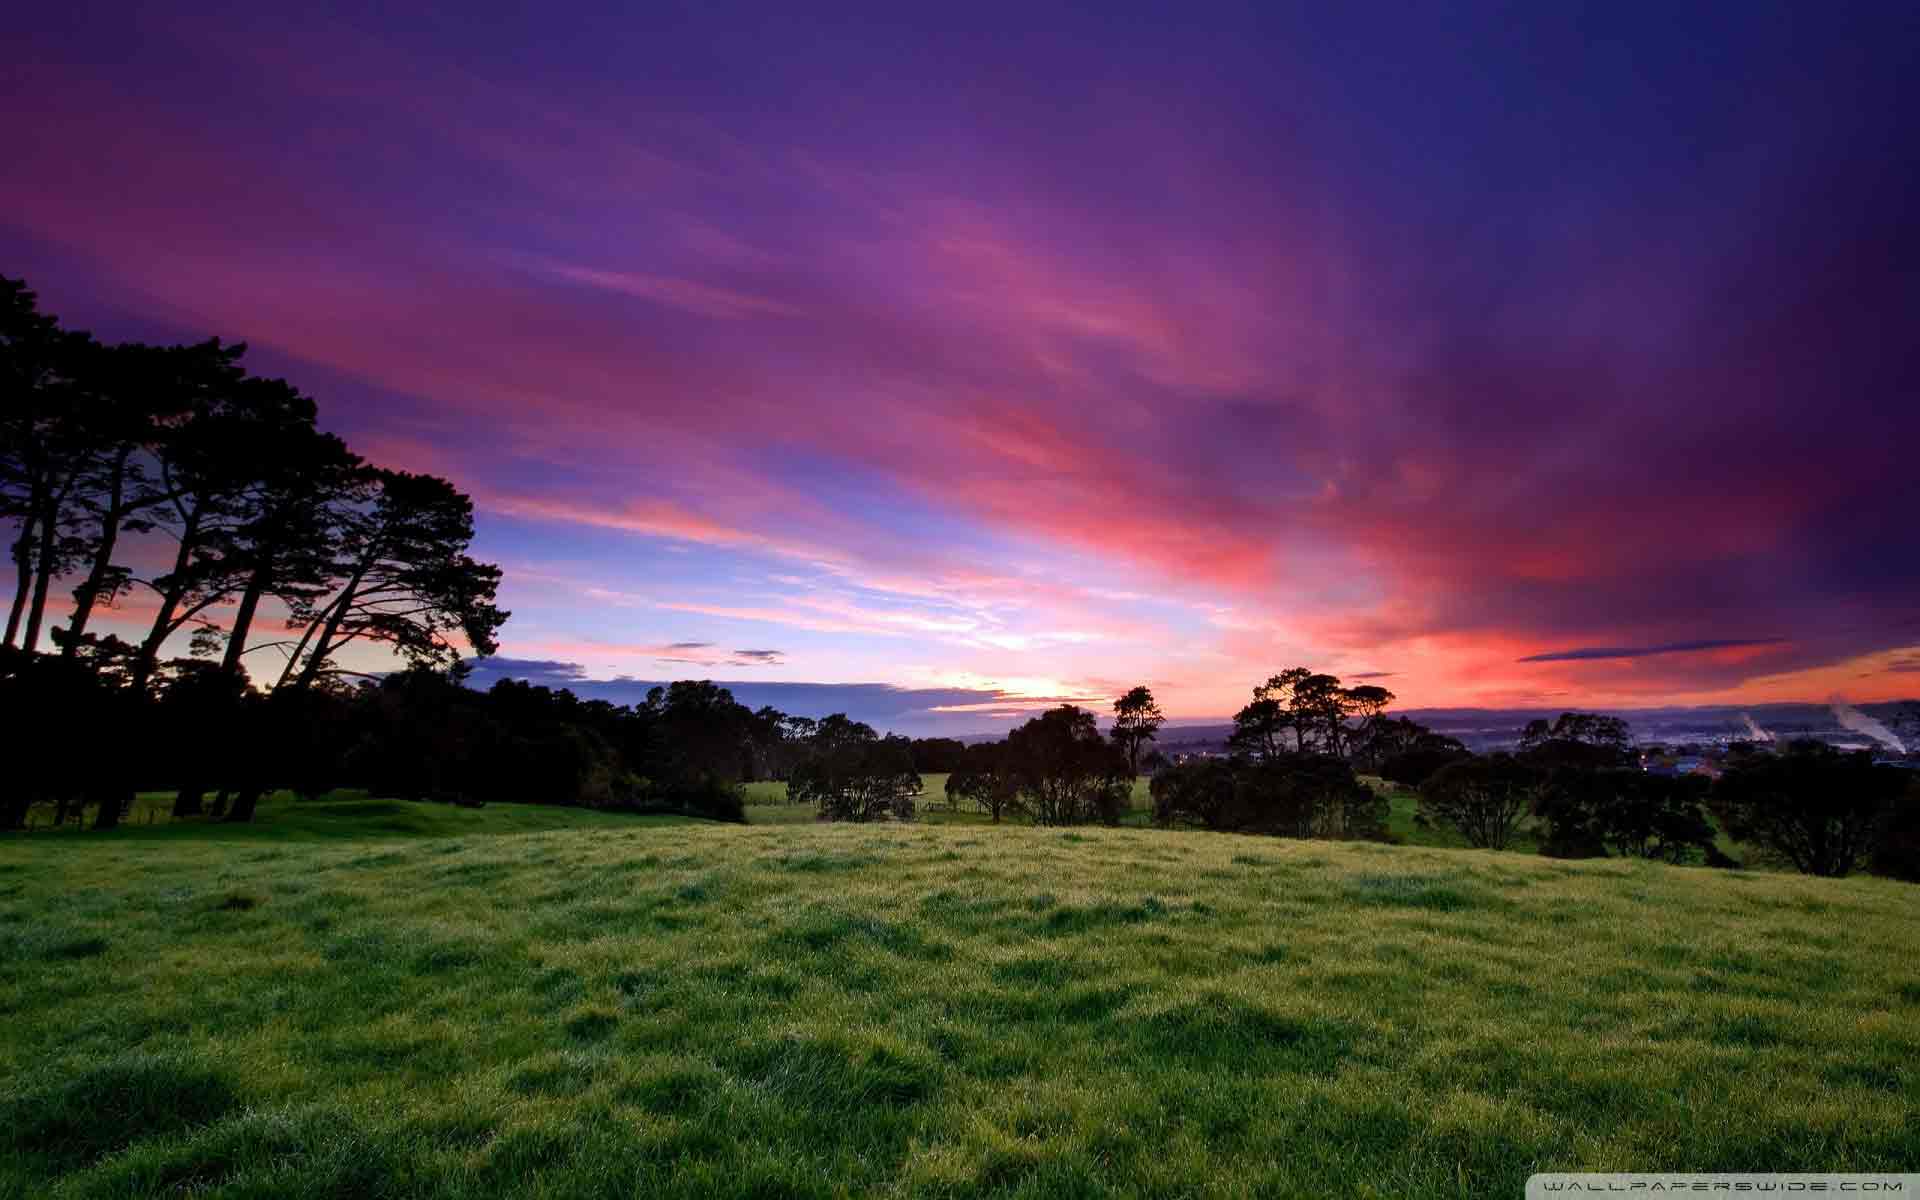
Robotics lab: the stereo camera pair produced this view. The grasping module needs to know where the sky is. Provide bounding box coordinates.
[5,1,1918,734]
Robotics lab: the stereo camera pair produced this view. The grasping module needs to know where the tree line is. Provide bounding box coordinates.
[6,273,1915,879]
[1129,680,1916,883]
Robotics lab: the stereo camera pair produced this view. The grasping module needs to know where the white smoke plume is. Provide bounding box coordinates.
[1831,702,1906,754]
[1741,713,1774,743]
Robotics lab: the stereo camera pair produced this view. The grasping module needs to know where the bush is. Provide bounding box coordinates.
[1417,755,1537,849]
[1709,740,1909,877]
[1532,768,1716,862]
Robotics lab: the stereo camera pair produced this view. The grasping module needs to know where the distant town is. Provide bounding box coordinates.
[1151,700,1920,778]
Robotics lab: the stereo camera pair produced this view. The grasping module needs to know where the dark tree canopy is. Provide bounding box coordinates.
[790,715,918,822]
[1518,712,1636,770]
[1230,668,1400,763]
[1152,754,1387,841]
[1004,705,1131,826]
[1533,768,1719,863]
[1709,740,1909,878]
[1372,719,1470,788]
[1418,755,1539,850]
[276,469,506,690]
[946,742,1019,822]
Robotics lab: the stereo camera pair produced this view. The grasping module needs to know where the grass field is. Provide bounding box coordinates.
[4,793,1917,1198]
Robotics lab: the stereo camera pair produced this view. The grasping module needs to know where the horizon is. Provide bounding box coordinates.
[5,2,1917,721]
[459,658,1920,739]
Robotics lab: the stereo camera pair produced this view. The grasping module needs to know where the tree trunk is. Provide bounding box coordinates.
[171,785,206,818]
[131,510,202,691]
[209,790,229,819]
[220,566,269,676]
[4,509,37,647]
[21,499,61,653]
[288,595,350,689]
[63,453,132,655]
[223,786,261,823]
[53,793,72,827]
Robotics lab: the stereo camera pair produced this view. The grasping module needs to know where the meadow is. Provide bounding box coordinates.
[3,791,1917,1198]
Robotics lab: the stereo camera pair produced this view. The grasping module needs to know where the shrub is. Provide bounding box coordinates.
[1710,741,1910,877]
[1417,755,1537,849]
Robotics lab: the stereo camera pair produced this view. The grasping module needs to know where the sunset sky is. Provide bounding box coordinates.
[5,2,1916,732]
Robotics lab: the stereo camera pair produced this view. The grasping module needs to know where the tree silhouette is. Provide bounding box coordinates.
[1709,740,1908,877]
[790,714,918,821]
[1,279,95,652]
[277,469,505,689]
[1110,685,1164,775]
[213,405,362,679]
[1006,705,1131,826]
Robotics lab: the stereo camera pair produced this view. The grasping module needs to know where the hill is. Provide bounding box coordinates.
[3,795,1916,1197]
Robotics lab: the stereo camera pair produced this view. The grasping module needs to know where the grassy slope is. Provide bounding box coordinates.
[3,797,1917,1199]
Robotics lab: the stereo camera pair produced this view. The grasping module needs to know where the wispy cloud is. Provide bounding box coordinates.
[1518,639,1789,664]
[536,261,801,320]
[8,5,1918,714]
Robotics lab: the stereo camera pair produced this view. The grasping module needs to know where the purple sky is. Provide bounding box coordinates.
[5,1,1917,733]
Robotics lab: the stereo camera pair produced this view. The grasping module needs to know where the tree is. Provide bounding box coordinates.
[632,680,757,816]
[1532,768,1718,862]
[1,280,95,653]
[1418,755,1538,849]
[1290,673,1349,755]
[1229,668,1377,760]
[1518,712,1635,769]
[1870,777,1920,882]
[1370,718,1469,787]
[1709,740,1909,877]
[125,343,287,691]
[790,715,918,821]
[1110,685,1164,775]
[1150,756,1239,829]
[1005,705,1131,826]
[1,278,64,648]
[1228,695,1289,761]
[946,742,1018,822]
[56,343,221,655]
[1231,668,1312,757]
[1339,684,1397,768]
[276,469,506,690]
[1152,755,1387,839]
[908,736,968,775]
[209,395,363,680]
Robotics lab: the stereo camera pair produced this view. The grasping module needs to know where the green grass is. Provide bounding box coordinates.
[12,791,679,842]
[3,793,1917,1198]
